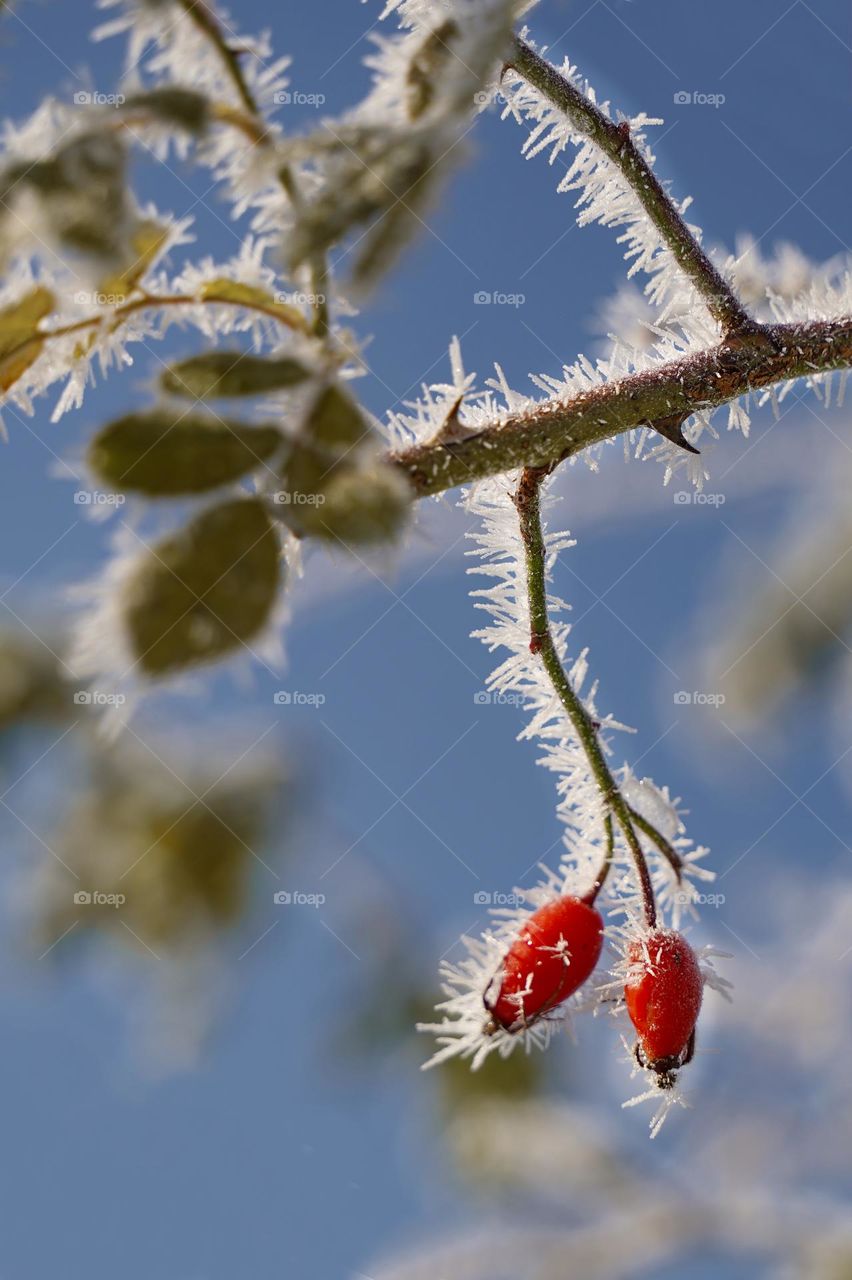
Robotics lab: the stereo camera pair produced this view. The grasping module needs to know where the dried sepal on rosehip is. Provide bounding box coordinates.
[484,894,604,1034]
[624,929,703,1089]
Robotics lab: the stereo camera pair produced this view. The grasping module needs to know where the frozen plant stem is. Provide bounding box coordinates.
[515,466,657,927]
[586,811,615,904]
[392,317,852,496]
[506,38,766,345]
[178,0,330,339]
[628,805,683,882]
[177,0,257,114]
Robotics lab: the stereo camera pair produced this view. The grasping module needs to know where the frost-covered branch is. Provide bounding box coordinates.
[515,465,657,927]
[506,38,765,343]
[390,316,852,496]
[176,0,330,337]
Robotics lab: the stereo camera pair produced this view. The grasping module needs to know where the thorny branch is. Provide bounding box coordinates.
[388,41,852,500]
[507,37,767,344]
[390,317,852,496]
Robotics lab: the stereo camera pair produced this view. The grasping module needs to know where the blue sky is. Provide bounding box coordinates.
[0,1,850,1277]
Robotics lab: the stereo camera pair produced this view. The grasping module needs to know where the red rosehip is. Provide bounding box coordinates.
[485,895,604,1033]
[625,930,703,1081]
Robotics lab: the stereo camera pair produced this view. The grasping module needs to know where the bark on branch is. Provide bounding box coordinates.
[390,318,852,497]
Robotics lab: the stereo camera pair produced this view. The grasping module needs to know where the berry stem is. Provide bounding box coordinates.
[515,467,657,928]
[585,812,614,904]
[627,805,683,883]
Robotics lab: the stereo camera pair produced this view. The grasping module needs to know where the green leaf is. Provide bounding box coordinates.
[305,384,372,452]
[88,411,284,495]
[199,278,309,333]
[14,132,130,261]
[0,285,53,353]
[162,351,310,399]
[277,462,411,546]
[98,218,169,299]
[124,498,281,676]
[406,20,460,119]
[0,285,53,390]
[0,630,70,728]
[123,87,210,133]
[286,129,436,289]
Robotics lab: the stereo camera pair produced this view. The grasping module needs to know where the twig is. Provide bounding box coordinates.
[627,806,683,883]
[391,316,852,497]
[178,0,259,115]
[515,466,656,928]
[506,37,767,345]
[178,0,329,339]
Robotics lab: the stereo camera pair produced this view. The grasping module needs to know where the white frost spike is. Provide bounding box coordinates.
[622,1078,691,1139]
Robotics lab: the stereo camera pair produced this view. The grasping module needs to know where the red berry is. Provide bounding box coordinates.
[485,896,604,1032]
[624,930,703,1071]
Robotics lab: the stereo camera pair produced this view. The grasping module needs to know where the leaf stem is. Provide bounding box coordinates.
[177,0,329,339]
[2,289,314,375]
[178,0,259,116]
[515,466,656,927]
